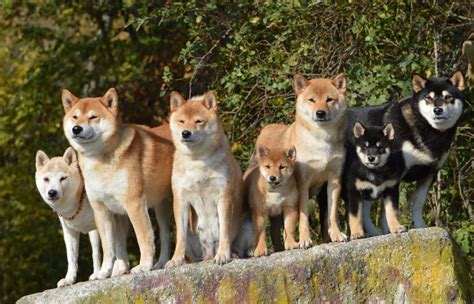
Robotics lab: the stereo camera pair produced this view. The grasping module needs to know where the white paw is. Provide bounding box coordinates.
[165,258,184,269]
[329,228,348,242]
[111,259,130,277]
[130,263,152,274]
[57,277,75,288]
[390,224,408,234]
[88,272,100,281]
[214,250,232,265]
[97,267,113,280]
[298,236,313,249]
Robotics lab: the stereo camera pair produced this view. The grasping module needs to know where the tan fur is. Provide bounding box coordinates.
[259,74,348,247]
[244,126,299,256]
[165,91,244,267]
[62,88,174,278]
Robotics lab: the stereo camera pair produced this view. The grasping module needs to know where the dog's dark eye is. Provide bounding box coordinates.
[265,165,271,169]
[279,165,286,170]
[425,96,434,102]
[378,148,385,153]
[43,177,49,182]
[308,98,315,103]
[89,115,98,120]
[72,115,78,119]
[326,97,334,103]
[178,120,185,124]
[60,176,68,182]
[195,119,204,124]
[444,95,454,102]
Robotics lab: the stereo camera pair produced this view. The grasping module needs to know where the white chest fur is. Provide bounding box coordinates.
[355,179,398,199]
[401,140,434,170]
[81,158,128,214]
[264,190,296,216]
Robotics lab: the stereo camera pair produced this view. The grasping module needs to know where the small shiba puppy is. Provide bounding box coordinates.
[244,124,299,256]
[342,122,406,239]
[62,88,174,279]
[258,73,348,247]
[166,91,245,266]
[35,148,101,287]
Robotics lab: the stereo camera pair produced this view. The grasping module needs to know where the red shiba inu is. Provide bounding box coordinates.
[165,91,245,266]
[62,88,174,279]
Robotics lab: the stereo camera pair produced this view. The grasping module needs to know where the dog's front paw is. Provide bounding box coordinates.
[298,236,313,249]
[130,262,153,274]
[329,227,348,242]
[214,250,232,265]
[111,259,130,277]
[88,272,100,281]
[390,224,408,234]
[350,231,365,240]
[97,267,113,280]
[165,258,184,269]
[57,277,75,288]
[252,245,268,257]
[284,240,299,250]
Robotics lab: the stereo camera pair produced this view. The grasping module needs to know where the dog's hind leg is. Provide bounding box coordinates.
[411,174,436,228]
[58,222,80,287]
[154,200,172,269]
[111,215,130,277]
[88,229,101,280]
[362,200,380,237]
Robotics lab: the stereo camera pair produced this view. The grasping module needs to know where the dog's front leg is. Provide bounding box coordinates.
[297,181,312,249]
[384,186,407,234]
[283,205,299,250]
[326,176,347,242]
[215,192,233,265]
[91,201,116,280]
[125,196,155,274]
[58,221,80,287]
[88,229,101,280]
[411,173,436,228]
[348,196,364,240]
[165,195,188,268]
[111,215,130,277]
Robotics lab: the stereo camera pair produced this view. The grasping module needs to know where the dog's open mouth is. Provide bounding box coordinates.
[268,181,281,187]
[364,162,380,168]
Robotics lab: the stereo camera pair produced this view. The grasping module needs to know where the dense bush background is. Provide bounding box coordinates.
[1,1,472,302]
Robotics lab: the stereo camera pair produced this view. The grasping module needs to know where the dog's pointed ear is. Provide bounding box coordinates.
[449,71,465,92]
[257,146,268,159]
[62,89,78,113]
[332,73,347,93]
[353,122,366,139]
[35,150,50,171]
[292,74,309,96]
[63,147,77,166]
[286,146,297,162]
[170,91,186,112]
[412,74,427,93]
[202,91,218,111]
[102,88,119,115]
[383,123,395,141]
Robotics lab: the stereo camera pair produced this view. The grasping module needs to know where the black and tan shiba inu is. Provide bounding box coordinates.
[347,71,465,228]
[342,121,406,239]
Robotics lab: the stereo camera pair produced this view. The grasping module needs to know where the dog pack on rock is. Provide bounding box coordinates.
[34,70,465,288]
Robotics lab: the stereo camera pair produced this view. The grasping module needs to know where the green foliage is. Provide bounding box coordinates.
[0,1,472,302]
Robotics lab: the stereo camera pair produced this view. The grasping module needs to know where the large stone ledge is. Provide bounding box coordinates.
[18,228,473,303]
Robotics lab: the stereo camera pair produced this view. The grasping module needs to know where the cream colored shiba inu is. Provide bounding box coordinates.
[35,147,101,287]
[165,91,245,266]
[259,74,348,247]
[244,125,299,256]
[62,88,174,279]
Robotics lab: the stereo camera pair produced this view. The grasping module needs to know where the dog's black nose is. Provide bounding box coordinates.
[48,189,58,198]
[182,130,192,139]
[72,125,83,135]
[367,156,376,162]
[316,110,326,118]
[269,176,277,182]
[433,107,443,116]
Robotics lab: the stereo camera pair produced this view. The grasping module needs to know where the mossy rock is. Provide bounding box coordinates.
[17,228,473,303]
